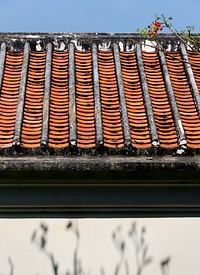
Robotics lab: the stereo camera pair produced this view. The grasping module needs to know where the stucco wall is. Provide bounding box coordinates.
[0,218,199,275]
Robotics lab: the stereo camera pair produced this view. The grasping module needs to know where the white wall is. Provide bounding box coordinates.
[0,218,200,275]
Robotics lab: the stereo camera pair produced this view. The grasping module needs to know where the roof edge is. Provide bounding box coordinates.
[0,156,200,171]
[0,33,194,51]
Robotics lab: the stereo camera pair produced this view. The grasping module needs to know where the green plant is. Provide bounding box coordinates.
[137,14,200,51]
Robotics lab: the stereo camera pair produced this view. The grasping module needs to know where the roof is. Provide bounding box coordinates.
[0,33,199,157]
[0,33,200,216]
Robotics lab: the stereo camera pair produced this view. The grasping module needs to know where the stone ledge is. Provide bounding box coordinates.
[0,155,199,171]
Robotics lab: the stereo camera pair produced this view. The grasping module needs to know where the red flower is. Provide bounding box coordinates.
[155,21,161,27]
[146,19,163,38]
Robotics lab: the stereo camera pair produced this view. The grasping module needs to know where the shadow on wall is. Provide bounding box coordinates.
[31,221,171,275]
[110,223,153,275]
[0,257,14,275]
[31,221,88,275]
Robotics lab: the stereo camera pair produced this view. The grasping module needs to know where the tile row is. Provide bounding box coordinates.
[143,52,178,148]
[166,52,200,148]
[49,51,69,148]
[98,50,124,148]
[0,51,23,148]
[75,50,96,148]
[0,45,199,151]
[21,51,45,148]
[120,52,152,148]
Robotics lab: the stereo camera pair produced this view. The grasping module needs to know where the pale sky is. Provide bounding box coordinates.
[0,0,199,33]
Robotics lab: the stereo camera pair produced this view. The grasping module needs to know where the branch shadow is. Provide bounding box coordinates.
[31,221,89,275]
[31,220,171,275]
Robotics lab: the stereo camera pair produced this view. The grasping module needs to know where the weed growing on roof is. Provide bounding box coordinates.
[147,20,163,38]
[136,14,172,38]
[137,14,200,51]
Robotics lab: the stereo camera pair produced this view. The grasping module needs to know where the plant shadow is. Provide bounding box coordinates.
[31,221,171,275]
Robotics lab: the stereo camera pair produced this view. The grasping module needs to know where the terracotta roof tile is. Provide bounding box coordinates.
[166,52,200,148]
[21,51,45,148]
[98,50,124,148]
[49,50,69,148]
[0,34,200,155]
[75,50,96,148]
[143,52,178,148]
[120,51,151,148]
[0,51,23,148]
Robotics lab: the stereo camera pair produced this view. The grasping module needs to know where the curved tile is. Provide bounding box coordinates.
[166,52,200,148]
[75,50,95,149]
[21,51,45,148]
[120,51,151,148]
[0,51,23,148]
[49,50,69,148]
[143,51,178,148]
[98,50,124,149]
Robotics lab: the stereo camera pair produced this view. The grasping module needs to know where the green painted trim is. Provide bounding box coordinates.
[0,181,198,217]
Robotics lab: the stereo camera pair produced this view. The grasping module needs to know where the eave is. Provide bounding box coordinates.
[0,155,199,218]
[0,33,199,217]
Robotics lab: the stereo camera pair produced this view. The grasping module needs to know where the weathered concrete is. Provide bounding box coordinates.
[158,49,186,146]
[13,43,30,145]
[92,43,103,146]
[0,33,185,51]
[41,43,52,146]
[113,43,131,147]
[180,43,200,116]
[0,43,6,91]
[0,156,199,171]
[136,44,159,147]
[68,42,77,146]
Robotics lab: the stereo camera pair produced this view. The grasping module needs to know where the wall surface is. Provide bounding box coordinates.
[0,218,199,275]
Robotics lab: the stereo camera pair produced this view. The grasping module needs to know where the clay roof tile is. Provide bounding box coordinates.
[0,33,199,155]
